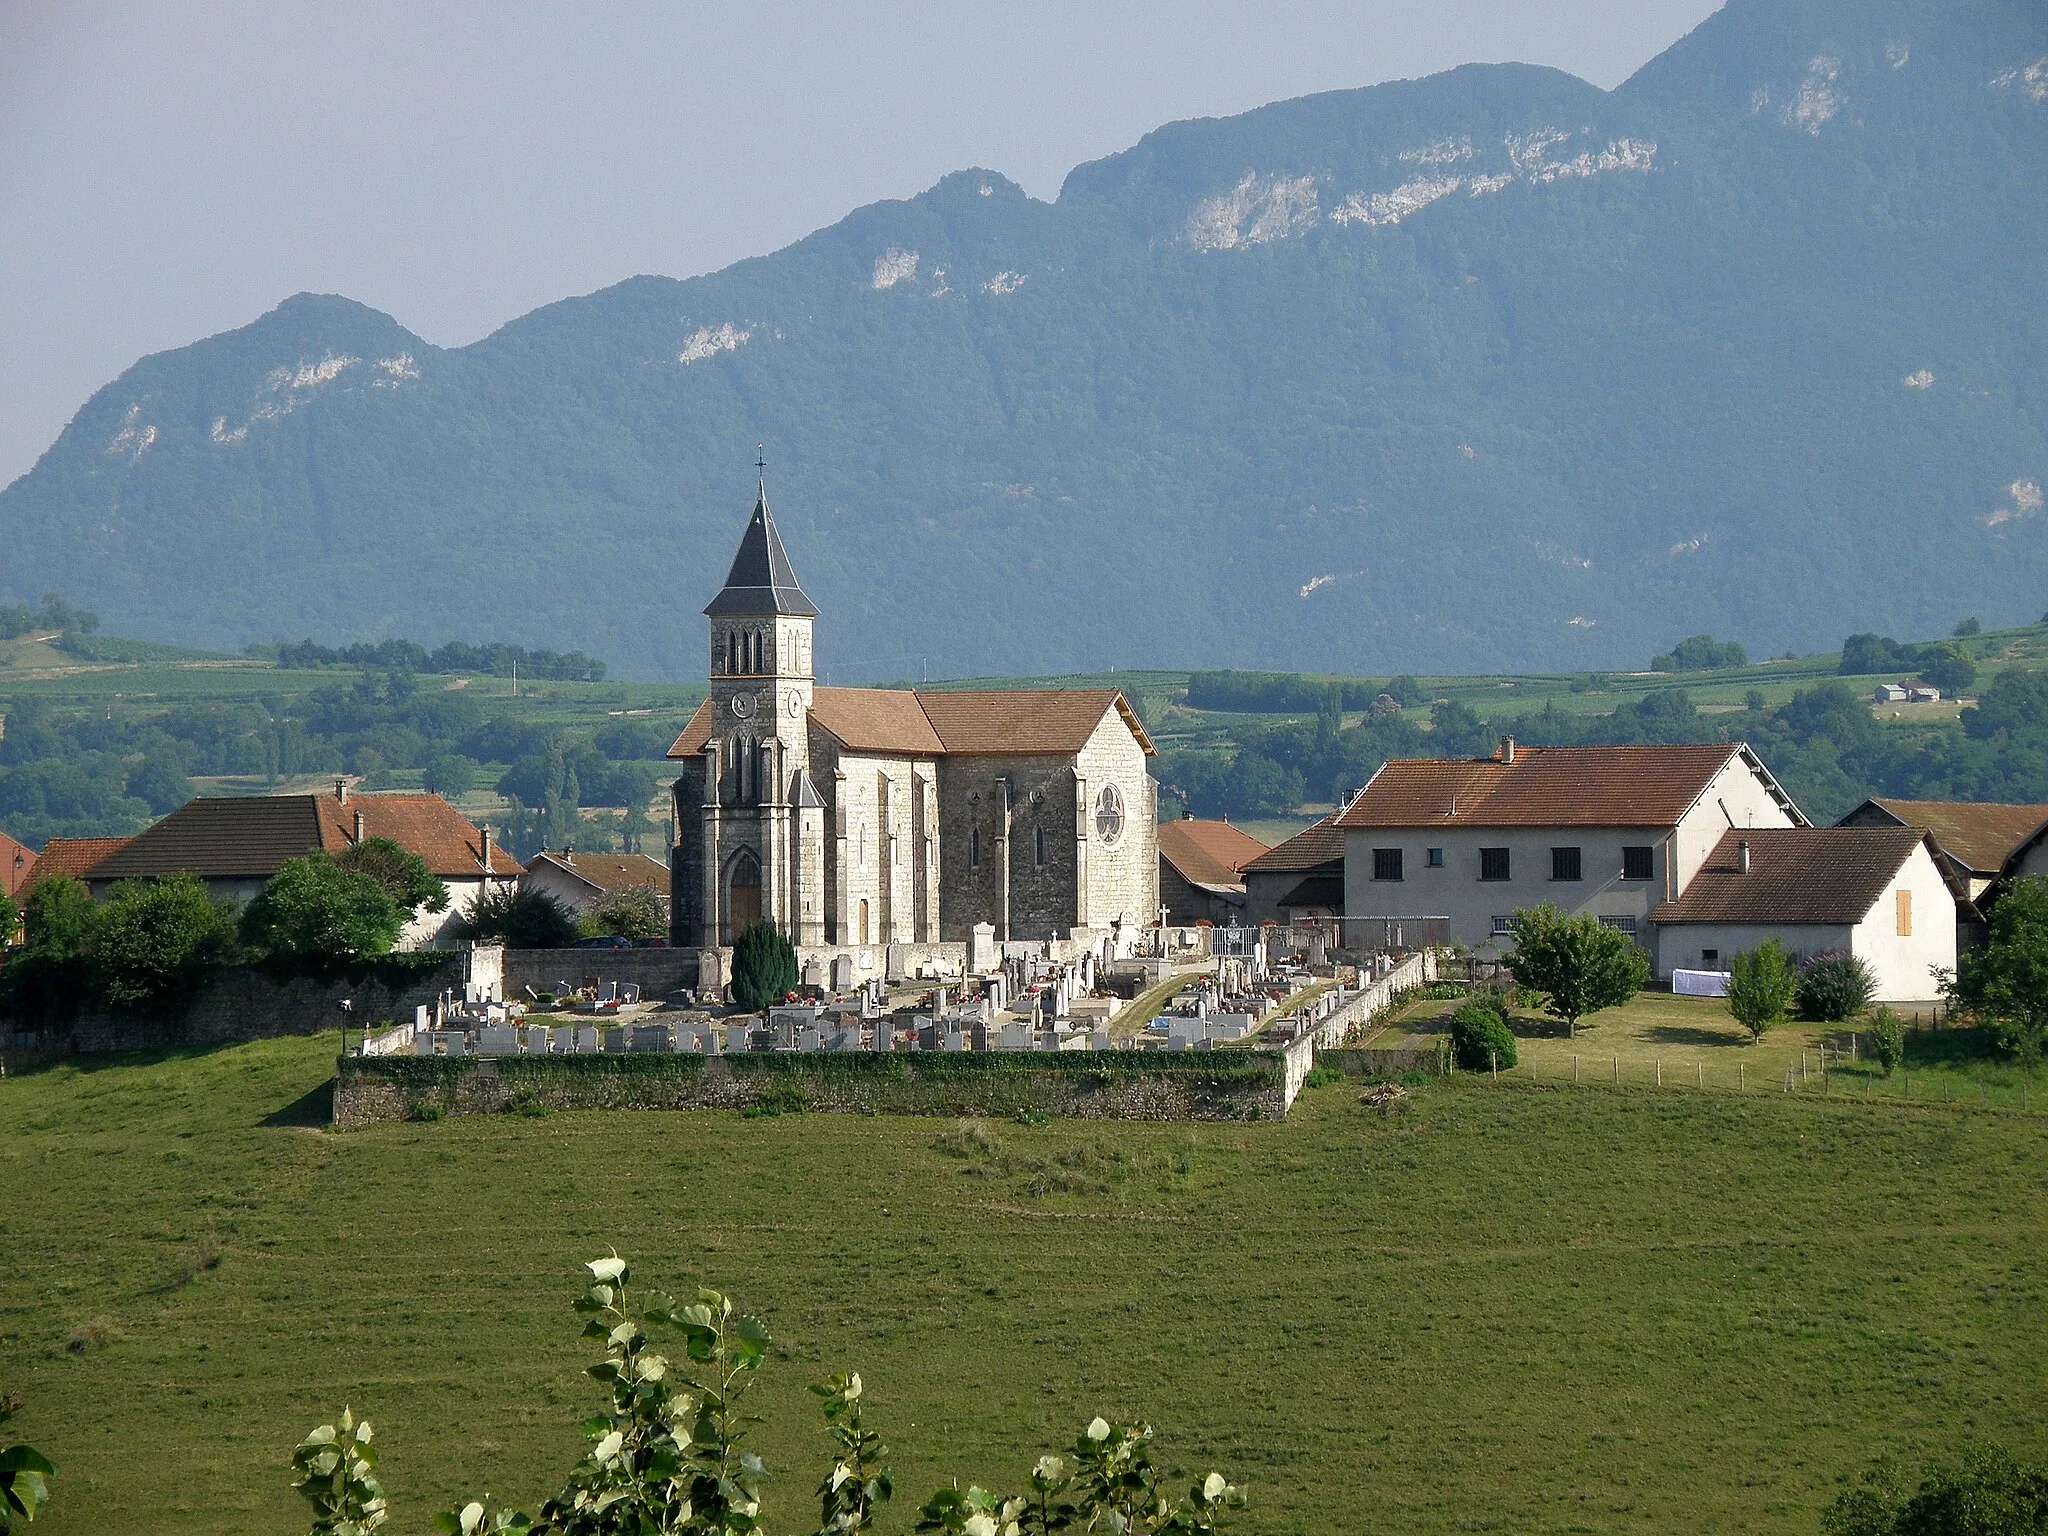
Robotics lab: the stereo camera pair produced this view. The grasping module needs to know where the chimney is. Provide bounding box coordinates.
[1499,736,1516,765]
[480,824,493,873]
[565,844,574,864]
[353,809,365,844]
[335,777,348,804]
[1737,839,1751,874]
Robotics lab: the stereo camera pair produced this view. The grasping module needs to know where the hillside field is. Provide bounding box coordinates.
[3,1028,2045,1535]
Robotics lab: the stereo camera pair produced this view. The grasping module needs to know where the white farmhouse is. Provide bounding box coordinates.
[1337,739,1804,952]
[1651,827,1958,1002]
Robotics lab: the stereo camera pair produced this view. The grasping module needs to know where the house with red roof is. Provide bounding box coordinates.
[1157,818,1270,925]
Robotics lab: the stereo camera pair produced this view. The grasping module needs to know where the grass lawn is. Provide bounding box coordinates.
[3,1034,2046,1535]
[1379,991,2047,1109]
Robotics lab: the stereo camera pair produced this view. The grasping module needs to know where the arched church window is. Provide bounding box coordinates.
[969,827,981,870]
[1034,826,1046,868]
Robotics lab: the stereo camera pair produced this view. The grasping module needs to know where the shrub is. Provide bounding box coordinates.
[583,883,666,942]
[1823,1442,2048,1536]
[1953,875,2048,1062]
[283,1255,1249,1536]
[730,918,799,1011]
[1866,1006,1906,1077]
[1797,952,1875,1022]
[1301,1065,1345,1089]
[1448,998,1517,1071]
[1727,941,1796,1041]
[456,884,579,948]
[87,875,238,1014]
[241,854,406,962]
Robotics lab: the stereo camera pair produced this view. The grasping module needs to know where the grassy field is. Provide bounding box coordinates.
[1376,991,2048,1109]
[4,1034,2046,1535]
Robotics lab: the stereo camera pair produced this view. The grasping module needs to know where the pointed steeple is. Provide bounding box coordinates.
[704,458,819,618]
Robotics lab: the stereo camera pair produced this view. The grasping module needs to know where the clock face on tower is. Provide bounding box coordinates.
[728,693,753,720]
[786,690,803,718]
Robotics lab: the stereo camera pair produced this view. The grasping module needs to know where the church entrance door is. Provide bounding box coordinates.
[727,852,761,936]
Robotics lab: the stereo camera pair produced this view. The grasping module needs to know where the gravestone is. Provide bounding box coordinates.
[830,954,855,993]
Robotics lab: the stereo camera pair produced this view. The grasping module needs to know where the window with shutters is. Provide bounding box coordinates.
[1551,846,1583,882]
[1622,845,1654,881]
[1372,847,1403,881]
[1479,847,1511,881]
[1896,887,1912,936]
[1426,847,1444,868]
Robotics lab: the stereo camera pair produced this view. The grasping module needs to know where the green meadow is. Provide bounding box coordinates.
[4,1033,2045,1535]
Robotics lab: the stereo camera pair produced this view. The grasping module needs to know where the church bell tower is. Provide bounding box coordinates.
[691,459,824,945]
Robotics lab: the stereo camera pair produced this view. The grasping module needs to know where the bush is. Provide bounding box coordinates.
[730,919,799,1011]
[1448,998,1516,1071]
[583,884,666,942]
[456,885,579,948]
[1823,1443,2048,1536]
[241,854,406,962]
[1866,1006,1906,1076]
[87,874,238,1013]
[1727,940,1796,1041]
[1797,952,1875,1022]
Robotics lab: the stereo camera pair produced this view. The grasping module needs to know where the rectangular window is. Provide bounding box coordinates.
[1426,847,1444,868]
[1490,915,1514,938]
[1599,915,1637,937]
[1551,846,1583,882]
[968,828,981,870]
[1896,888,1912,936]
[1372,847,1403,882]
[1621,845,1654,881]
[1701,947,1720,965]
[1479,847,1511,882]
[1034,826,1046,868]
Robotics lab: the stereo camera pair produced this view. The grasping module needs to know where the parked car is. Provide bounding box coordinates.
[575,935,632,949]
[631,938,670,949]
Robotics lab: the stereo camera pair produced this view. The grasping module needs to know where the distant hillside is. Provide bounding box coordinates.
[2,0,2045,681]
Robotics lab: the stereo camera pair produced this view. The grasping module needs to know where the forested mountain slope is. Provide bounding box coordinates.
[2,0,2043,681]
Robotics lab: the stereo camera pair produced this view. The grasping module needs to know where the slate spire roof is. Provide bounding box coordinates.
[704,479,819,618]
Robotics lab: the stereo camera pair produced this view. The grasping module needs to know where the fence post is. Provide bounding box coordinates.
[1612,1055,1618,1085]
[1656,1058,1662,1087]
[1697,1062,1703,1090]
[1738,1061,1744,1092]
[1491,1050,1497,1079]
[1574,1054,1580,1083]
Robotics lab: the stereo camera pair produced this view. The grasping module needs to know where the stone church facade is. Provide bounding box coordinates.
[668,482,1159,952]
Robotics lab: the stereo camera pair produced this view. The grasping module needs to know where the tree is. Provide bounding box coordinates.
[422,753,478,798]
[1823,1443,2048,1536]
[334,836,449,915]
[124,756,193,816]
[1726,940,1796,1042]
[1504,905,1649,1038]
[1920,644,1977,698]
[1651,634,1747,672]
[1796,953,1875,1022]
[87,874,237,1013]
[1953,875,2048,1063]
[457,885,579,949]
[241,854,406,962]
[1954,617,1982,638]
[584,884,666,943]
[1867,1005,1906,1076]
[730,919,799,1010]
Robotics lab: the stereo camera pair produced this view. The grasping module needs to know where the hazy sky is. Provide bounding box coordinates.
[0,0,1721,488]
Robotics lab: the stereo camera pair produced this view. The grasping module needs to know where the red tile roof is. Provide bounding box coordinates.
[1158,820,1270,889]
[669,688,1155,759]
[26,837,133,886]
[1336,744,1800,830]
[1653,828,1939,925]
[1241,814,1346,875]
[1,830,34,901]
[1842,798,2048,877]
[523,851,670,896]
[809,688,945,755]
[84,793,520,884]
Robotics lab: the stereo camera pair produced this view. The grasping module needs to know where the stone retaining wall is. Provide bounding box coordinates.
[333,1051,1287,1127]
[500,949,702,1000]
[73,958,460,1053]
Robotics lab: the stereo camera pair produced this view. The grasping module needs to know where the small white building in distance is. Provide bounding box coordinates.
[1651,828,1959,1003]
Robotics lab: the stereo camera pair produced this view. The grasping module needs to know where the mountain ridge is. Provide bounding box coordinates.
[4,0,2045,681]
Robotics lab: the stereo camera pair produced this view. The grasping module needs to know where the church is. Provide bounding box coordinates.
[667,478,1160,954]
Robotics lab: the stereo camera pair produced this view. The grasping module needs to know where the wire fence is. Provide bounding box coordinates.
[1452,1038,2044,1115]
